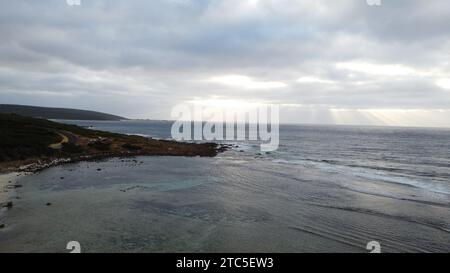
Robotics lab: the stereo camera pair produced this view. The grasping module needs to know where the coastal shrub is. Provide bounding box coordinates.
[121,143,142,151]
[88,141,111,151]
[62,143,83,154]
[0,114,59,162]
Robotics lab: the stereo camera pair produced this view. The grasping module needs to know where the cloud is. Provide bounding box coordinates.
[435,78,450,89]
[207,75,287,89]
[297,76,335,84]
[0,0,449,126]
[336,62,417,76]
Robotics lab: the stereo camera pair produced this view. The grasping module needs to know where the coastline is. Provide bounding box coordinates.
[1,121,450,252]
[0,113,229,175]
[0,172,21,230]
[0,142,230,174]
[0,141,229,203]
[0,141,229,231]
[0,172,20,204]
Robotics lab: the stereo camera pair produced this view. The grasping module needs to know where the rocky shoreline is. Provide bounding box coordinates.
[0,114,230,227]
[0,142,231,174]
[0,172,21,230]
[0,141,230,230]
[0,113,230,173]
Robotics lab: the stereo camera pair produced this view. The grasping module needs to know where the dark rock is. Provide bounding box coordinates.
[0,224,5,229]
[14,184,23,188]
[122,143,142,151]
[46,203,52,206]
[60,177,64,180]
[3,201,13,209]
[97,168,102,171]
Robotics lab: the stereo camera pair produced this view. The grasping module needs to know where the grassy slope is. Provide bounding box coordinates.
[0,113,222,168]
[0,113,121,162]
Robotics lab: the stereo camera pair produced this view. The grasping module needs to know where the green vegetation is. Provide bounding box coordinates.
[0,113,223,171]
[121,143,142,151]
[88,141,111,151]
[0,114,59,161]
[0,113,121,162]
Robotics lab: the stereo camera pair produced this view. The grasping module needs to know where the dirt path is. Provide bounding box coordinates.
[61,130,79,144]
[49,133,69,149]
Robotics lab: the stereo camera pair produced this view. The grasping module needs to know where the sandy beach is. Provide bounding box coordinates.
[0,172,21,204]
[0,172,22,231]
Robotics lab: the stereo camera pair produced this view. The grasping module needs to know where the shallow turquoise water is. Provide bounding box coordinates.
[1,153,449,253]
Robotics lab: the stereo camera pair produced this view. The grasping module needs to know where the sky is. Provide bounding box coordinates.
[1,0,450,127]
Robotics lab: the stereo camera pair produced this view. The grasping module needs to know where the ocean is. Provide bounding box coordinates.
[0,120,449,252]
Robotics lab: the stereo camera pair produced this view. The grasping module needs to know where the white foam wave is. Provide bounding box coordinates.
[272,159,450,195]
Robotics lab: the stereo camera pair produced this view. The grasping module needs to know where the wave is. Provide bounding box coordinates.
[272,158,450,195]
[125,133,168,140]
[125,133,152,138]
